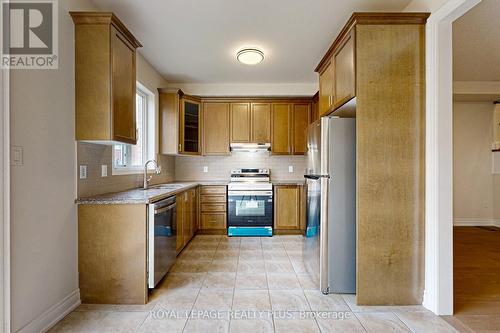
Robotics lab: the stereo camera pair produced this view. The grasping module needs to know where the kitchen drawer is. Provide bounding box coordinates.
[201,213,226,230]
[201,195,226,203]
[200,186,227,195]
[201,203,226,212]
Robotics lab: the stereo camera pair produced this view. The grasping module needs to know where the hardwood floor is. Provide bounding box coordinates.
[446,226,500,332]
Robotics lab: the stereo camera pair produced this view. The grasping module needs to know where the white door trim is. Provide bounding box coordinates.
[424,0,481,315]
[1,58,11,332]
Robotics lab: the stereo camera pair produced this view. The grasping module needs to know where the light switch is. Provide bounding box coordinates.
[288,165,294,173]
[11,146,23,166]
[101,165,108,177]
[203,166,208,173]
[79,165,87,179]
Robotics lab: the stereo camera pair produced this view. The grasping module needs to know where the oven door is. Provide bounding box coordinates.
[227,190,273,227]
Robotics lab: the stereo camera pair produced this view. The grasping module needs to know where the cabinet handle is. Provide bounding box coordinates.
[179,143,182,151]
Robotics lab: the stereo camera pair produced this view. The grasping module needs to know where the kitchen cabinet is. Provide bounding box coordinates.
[229,102,271,143]
[180,98,201,155]
[230,103,251,142]
[333,32,355,108]
[315,13,429,305]
[311,92,319,122]
[159,89,201,155]
[70,12,142,144]
[176,187,198,253]
[274,185,301,231]
[292,104,310,154]
[251,103,272,142]
[199,186,227,232]
[203,102,230,155]
[271,103,292,154]
[319,60,334,117]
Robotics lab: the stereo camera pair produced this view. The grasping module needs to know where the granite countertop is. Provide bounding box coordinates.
[76,182,199,205]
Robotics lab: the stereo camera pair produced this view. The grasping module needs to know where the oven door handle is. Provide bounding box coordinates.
[228,191,273,196]
[154,203,176,215]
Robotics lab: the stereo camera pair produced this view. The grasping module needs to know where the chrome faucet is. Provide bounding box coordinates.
[143,159,161,189]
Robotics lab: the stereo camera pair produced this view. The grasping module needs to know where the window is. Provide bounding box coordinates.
[113,83,155,174]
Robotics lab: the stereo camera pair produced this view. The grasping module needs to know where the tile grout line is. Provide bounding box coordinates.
[181,235,220,333]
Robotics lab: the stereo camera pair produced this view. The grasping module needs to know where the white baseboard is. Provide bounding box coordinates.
[17,289,80,333]
[454,218,500,227]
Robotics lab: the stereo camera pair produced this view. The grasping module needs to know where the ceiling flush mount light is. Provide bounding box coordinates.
[237,48,264,65]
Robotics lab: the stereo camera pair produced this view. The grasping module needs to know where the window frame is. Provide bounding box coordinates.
[112,83,156,175]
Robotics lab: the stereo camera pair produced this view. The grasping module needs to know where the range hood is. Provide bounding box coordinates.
[230,143,271,153]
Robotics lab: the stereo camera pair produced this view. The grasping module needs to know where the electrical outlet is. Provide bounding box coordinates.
[101,165,108,177]
[203,166,208,173]
[288,165,294,173]
[79,165,87,179]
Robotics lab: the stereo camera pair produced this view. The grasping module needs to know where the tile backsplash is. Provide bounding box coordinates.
[174,152,307,182]
[77,142,175,197]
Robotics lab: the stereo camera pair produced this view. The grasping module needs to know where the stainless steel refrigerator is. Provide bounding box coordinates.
[303,115,356,294]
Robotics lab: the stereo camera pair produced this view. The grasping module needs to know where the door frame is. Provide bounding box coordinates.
[423,0,481,315]
[1,64,11,331]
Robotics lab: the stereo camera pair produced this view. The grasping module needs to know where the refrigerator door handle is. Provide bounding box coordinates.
[304,174,330,180]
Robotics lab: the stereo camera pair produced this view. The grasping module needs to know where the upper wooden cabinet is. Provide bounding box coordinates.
[180,97,201,155]
[203,102,230,155]
[230,103,251,142]
[319,61,334,117]
[271,103,292,154]
[292,104,310,154]
[70,12,142,144]
[158,89,201,155]
[229,102,271,143]
[333,32,356,107]
[251,103,271,143]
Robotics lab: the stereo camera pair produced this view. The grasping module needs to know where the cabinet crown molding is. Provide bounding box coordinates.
[69,11,142,48]
[315,12,430,73]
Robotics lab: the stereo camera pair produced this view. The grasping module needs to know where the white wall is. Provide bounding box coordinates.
[404,0,449,11]
[10,1,170,331]
[453,102,494,223]
[167,83,318,97]
[10,0,95,331]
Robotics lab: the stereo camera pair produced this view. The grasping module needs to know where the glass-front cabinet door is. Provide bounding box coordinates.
[179,98,201,155]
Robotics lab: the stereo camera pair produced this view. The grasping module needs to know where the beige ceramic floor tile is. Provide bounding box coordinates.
[274,318,321,333]
[304,291,350,311]
[239,250,264,260]
[269,290,311,311]
[235,273,268,290]
[237,259,266,273]
[136,314,187,333]
[193,289,233,310]
[179,249,215,260]
[290,260,308,274]
[263,250,289,261]
[50,311,148,333]
[355,312,411,332]
[203,272,236,290]
[232,290,271,311]
[265,260,295,273]
[395,311,459,333]
[266,273,302,290]
[170,260,211,273]
[209,259,238,272]
[162,272,206,290]
[151,288,199,311]
[315,312,366,333]
[214,249,240,260]
[241,243,263,250]
[229,318,274,333]
[183,318,230,333]
[296,274,317,290]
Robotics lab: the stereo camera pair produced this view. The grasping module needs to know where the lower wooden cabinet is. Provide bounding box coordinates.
[199,185,227,231]
[176,187,198,253]
[274,185,305,231]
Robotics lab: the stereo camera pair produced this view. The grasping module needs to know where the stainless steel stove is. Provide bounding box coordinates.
[227,168,273,237]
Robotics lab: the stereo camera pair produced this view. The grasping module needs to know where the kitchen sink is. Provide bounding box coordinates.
[150,184,186,190]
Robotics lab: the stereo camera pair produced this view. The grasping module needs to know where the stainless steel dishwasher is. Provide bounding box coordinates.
[148,196,176,288]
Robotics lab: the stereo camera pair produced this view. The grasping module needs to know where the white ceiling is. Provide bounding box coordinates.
[453,0,500,81]
[90,0,411,84]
